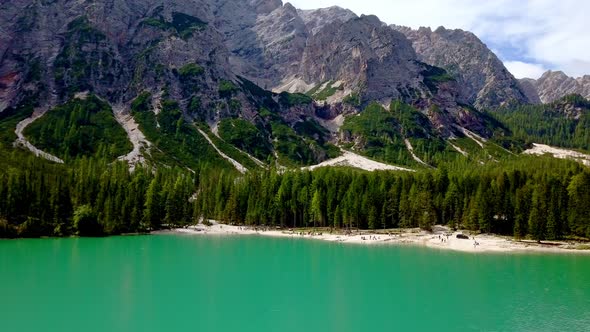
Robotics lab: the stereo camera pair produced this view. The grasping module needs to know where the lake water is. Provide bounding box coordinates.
[1,235,589,331]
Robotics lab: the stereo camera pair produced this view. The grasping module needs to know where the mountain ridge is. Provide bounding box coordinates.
[519,71,590,103]
[393,25,532,109]
[1,0,588,173]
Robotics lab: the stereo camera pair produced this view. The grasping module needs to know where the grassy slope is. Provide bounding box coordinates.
[130,93,236,171]
[0,104,34,145]
[24,96,132,160]
[196,123,262,171]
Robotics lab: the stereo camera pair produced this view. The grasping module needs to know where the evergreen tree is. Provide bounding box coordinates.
[143,176,162,230]
[74,205,102,236]
[567,172,590,237]
[528,184,548,242]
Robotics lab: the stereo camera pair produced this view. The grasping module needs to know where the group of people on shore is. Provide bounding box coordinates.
[435,233,482,249]
[361,235,381,241]
[437,234,451,243]
[296,231,323,236]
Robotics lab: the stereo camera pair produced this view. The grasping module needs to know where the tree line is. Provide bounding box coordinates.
[1,144,590,241]
[195,157,590,241]
[492,94,590,152]
[0,148,198,237]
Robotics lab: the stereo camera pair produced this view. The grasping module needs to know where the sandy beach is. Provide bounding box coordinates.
[155,222,590,254]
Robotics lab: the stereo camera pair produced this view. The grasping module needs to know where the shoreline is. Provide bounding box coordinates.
[154,222,590,254]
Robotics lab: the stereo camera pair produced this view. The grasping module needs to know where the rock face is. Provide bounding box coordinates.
[0,0,536,115]
[300,15,421,102]
[216,6,469,113]
[212,2,357,91]
[521,71,590,103]
[394,26,531,109]
[211,0,306,89]
[297,6,357,35]
[518,78,542,104]
[0,0,346,167]
[0,0,236,110]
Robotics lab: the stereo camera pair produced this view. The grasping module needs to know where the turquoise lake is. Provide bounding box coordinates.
[1,235,589,331]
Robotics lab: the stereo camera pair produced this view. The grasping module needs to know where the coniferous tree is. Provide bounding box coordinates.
[567,172,590,237]
[74,204,102,236]
[528,183,548,242]
[143,176,162,230]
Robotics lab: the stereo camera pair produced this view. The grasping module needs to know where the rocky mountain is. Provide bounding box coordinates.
[393,26,532,110]
[519,71,590,104]
[3,0,585,172]
[212,3,459,107]
[516,78,542,104]
[212,3,492,141]
[297,6,357,35]
[0,0,351,169]
[299,16,428,102]
[1,0,233,107]
[210,1,357,91]
[0,0,526,117]
[211,0,306,90]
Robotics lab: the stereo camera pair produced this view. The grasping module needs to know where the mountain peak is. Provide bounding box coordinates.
[541,70,568,79]
[252,0,284,14]
[434,26,447,33]
[522,70,590,103]
[282,2,297,12]
[297,5,357,35]
[358,14,384,26]
[395,25,530,109]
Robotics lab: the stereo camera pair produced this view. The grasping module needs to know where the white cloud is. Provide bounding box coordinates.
[503,61,546,79]
[289,0,590,78]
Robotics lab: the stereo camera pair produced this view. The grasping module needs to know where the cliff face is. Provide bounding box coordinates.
[211,3,461,108]
[394,26,532,109]
[299,16,421,102]
[521,71,590,103]
[211,0,306,89]
[0,0,238,111]
[297,6,357,35]
[517,78,542,104]
[1,0,536,113]
[211,2,358,91]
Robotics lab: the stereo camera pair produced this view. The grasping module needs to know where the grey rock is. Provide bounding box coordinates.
[212,2,357,89]
[0,0,236,108]
[394,25,531,109]
[297,6,357,35]
[521,71,590,103]
[299,15,421,103]
[211,0,306,89]
[518,78,542,104]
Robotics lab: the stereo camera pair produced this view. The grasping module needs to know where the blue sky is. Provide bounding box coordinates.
[290,0,590,79]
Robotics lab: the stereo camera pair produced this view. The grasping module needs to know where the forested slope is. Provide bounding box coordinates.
[2,140,589,242]
[493,95,590,152]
